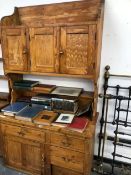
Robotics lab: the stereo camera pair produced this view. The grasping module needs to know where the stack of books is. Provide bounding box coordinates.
[13,80,39,90]
[31,94,52,110]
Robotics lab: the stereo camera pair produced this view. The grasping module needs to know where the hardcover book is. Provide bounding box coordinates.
[13,80,39,87]
[1,102,29,117]
[33,84,56,93]
[15,104,44,121]
[67,117,89,133]
[51,86,82,97]
[33,110,58,125]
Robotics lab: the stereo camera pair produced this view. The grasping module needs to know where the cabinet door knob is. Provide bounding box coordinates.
[22,48,27,54]
[61,139,71,147]
[59,50,64,54]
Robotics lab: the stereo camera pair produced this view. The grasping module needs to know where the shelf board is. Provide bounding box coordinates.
[0,75,8,80]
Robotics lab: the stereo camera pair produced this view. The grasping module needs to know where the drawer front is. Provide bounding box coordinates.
[20,127,45,142]
[50,133,85,152]
[1,124,21,137]
[50,146,84,173]
[52,165,82,175]
[0,124,45,142]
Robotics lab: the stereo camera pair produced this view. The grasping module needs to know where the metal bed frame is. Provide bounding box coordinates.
[96,65,131,175]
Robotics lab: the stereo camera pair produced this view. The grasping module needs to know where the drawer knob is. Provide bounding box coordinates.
[61,139,71,147]
[59,50,64,54]
[62,156,72,162]
[18,131,25,136]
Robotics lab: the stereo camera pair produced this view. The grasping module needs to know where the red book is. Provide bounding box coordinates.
[67,117,89,133]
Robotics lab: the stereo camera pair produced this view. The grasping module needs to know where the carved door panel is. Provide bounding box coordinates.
[23,141,43,174]
[2,27,28,72]
[30,27,59,73]
[4,136,22,169]
[60,25,96,76]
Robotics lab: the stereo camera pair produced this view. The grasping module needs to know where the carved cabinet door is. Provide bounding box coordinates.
[2,27,28,72]
[29,27,59,73]
[60,25,96,76]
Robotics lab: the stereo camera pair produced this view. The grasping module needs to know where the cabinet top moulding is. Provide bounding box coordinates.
[1,0,104,27]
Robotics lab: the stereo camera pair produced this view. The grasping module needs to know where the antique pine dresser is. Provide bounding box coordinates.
[0,0,105,174]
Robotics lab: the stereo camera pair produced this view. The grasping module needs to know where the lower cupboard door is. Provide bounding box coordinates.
[52,165,83,175]
[4,137,22,168]
[23,142,42,174]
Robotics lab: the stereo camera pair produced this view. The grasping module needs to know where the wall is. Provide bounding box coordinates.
[0,0,131,163]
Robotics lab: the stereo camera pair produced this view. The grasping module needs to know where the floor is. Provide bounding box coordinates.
[0,158,26,175]
[0,158,129,175]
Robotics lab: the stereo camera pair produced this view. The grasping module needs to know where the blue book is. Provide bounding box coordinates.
[15,104,44,121]
[1,102,29,117]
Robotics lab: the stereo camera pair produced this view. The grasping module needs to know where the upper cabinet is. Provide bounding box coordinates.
[2,27,28,72]
[1,0,105,80]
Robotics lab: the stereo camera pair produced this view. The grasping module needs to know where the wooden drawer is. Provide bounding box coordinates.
[50,146,84,173]
[20,127,45,142]
[50,133,85,152]
[1,124,45,142]
[52,165,82,175]
[1,124,21,137]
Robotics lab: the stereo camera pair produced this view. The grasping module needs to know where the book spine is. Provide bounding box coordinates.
[14,82,38,87]
[13,86,32,90]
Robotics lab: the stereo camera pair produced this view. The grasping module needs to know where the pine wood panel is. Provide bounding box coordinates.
[30,27,59,73]
[18,1,103,26]
[60,25,96,75]
[2,27,28,72]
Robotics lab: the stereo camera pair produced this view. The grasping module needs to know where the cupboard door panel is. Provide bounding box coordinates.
[30,27,59,73]
[23,142,42,173]
[60,25,96,76]
[4,136,22,168]
[2,27,28,72]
